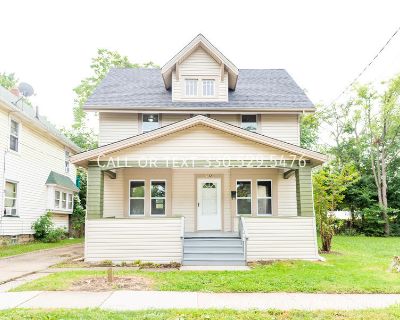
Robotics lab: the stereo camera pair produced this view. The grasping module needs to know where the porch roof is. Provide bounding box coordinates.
[71,115,327,167]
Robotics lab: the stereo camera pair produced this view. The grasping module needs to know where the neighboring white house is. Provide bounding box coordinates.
[72,34,327,265]
[0,85,81,244]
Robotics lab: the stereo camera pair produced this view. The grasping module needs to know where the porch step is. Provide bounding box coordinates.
[182,236,245,266]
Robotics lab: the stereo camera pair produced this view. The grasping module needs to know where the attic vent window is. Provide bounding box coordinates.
[241,115,257,132]
[202,80,215,96]
[142,114,159,132]
[185,79,198,96]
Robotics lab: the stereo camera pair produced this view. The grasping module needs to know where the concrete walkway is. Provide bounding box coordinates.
[0,244,83,284]
[0,291,399,310]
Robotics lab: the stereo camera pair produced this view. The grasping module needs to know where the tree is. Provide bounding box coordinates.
[356,75,400,236]
[0,72,18,89]
[313,163,359,252]
[300,112,320,150]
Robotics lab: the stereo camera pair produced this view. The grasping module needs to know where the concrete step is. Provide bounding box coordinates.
[182,259,246,266]
[184,246,244,254]
[184,239,242,246]
[183,253,245,260]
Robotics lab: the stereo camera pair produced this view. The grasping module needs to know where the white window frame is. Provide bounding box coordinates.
[128,180,145,216]
[65,149,70,174]
[185,79,198,96]
[241,114,258,132]
[9,118,20,153]
[54,190,61,209]
[150,179,166,216]
[4,180,18,217]
[256,179,273,216]
[236,179,252,216]
[202,79,215,97]
[67,193,73,210]
[142,113,160,133]
[61,192,67,209]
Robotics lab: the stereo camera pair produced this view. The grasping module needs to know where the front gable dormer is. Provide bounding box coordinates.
[161,34,238,102]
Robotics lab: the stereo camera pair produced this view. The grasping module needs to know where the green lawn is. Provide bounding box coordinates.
[1,307,400,320]
[0,238,83,258]
[12,236,400,293]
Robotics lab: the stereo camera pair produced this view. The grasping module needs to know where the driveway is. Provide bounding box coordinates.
[0,244,83,284]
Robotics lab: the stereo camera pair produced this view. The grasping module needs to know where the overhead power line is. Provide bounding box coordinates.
[330,23,400,105]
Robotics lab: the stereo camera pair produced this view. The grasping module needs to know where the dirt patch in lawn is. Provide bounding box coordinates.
[70,276,154,291]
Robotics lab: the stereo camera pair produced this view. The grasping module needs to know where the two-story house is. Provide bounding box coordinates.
[72,34,327,265]
[0,86,80,244]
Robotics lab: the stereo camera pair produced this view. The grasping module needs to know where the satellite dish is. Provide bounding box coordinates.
[18,82,34,97]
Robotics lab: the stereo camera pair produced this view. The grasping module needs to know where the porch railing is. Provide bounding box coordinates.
[238,216,248,261]
[180,216,185,262]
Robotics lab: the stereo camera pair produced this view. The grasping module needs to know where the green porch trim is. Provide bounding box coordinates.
[86,166,104,219]
[295,165,314,217]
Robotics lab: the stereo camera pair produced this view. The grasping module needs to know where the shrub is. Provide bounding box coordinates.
[32,212,66,243]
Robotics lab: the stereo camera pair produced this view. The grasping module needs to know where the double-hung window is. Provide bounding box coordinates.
[142,114,159,133]
[202,79,215,96]
[62,192,67,209]
[4,181,18,216]
[241,115,257,132]
[236,180,252,215]
[257,180,272,215]
[54,191,61,209]
[129,181,145,215]
[151,180,166,215]
[185,79,198,96]
[67,193,73,210]
[10,120,19,152]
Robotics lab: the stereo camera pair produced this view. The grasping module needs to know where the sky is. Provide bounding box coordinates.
[1,0,400,132]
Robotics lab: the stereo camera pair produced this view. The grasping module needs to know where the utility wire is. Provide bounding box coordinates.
[329,23,400,106]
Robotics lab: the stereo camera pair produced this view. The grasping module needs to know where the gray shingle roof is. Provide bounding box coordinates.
[84,68,314,110]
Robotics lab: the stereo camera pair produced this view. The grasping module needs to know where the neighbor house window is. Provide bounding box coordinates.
[241,115,257,132]
[129,181,145,215]
[10,120,19,152]
[67,193,73,210]
[151,180,166,215]
[202,80,215,96]
[4,181,18,216]
[142,114,159,132]
[257,180,272,215]
[62,192,67,209]
[185,79,198,96]
[65,150,70,173]
[54,191,61,208]
[236,180,252,215]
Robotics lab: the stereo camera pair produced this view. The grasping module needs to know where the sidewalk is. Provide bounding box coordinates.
[1,291,400,311]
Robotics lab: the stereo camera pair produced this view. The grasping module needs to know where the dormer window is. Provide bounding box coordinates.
[202,80,215,96]
[185,79,198,96]
[142,114,159,132]
[241,115,257,132]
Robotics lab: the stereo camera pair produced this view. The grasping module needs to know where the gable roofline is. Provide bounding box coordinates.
[71,115,327,167]
[161,34,239,90]
[0,86,81,153]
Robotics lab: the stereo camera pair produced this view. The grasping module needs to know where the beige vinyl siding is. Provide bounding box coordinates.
[108,125,297,160]
[0,108,77,236]
[85,218,182,263]
[277,171,298,216]
[172,47,228,102]
[161,114,190,126]
[103,171,125,218]
[52,214,69,231]
[210,114,239,126]
[244,216,319,260]
[98,113,138,146]
[260,114,300,145]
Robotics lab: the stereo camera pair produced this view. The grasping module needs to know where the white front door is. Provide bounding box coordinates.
[197,178,222,230]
